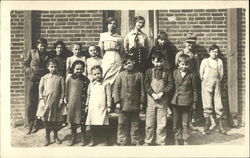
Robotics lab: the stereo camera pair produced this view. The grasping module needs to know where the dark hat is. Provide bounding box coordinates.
[185,33,197,43]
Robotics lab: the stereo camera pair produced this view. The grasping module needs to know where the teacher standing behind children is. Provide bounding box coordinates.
[124,16,149,73]
[99,17,124,92]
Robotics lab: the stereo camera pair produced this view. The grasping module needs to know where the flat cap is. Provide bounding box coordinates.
[185,33,197,43]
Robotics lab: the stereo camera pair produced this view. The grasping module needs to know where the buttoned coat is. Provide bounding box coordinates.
[171,69,198,106]
[23,49,49,82]
[113,70,146,112]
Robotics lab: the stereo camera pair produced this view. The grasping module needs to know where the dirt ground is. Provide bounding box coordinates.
[11,116,245,147]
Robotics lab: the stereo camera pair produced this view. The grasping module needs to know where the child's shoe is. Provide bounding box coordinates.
[217,118,228,135]
[44,128,51,146]
[174,139,180,145]
[209,115,216,130]
[81,135,86,146]
[202,117,210,135]
[44,136,50,146]
[100,141,109,146]
[143,143,150,146]
[53,130,62,144]
[183,140,188,145]
[25,123,34,135]
[26,128,32,135]
[189,122,198,131]
[87,137,94,147]
[135,142,141,146]
[31,128,39,133]
[54,136,62,144]
[68,134,76,146]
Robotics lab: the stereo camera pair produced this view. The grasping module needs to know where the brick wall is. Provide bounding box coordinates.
[32,10,103,51]
[237,8,246,126]
[10,11,25,120]
[159,9,228,53]
[159,9,230,116]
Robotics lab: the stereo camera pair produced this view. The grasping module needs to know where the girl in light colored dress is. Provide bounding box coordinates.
[38,59,65,146]
[99,17,123,90]
[85,65,112,146]
[86,45,102,81]
[50,40,72,126]
[66,43,87,77]
[65,60,90,146]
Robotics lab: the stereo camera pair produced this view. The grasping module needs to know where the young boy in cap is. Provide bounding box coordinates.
[175,33,201,131]
[172,54,198,145]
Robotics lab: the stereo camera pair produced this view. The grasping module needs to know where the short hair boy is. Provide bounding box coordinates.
[113,54,146,146]
[143,51,174,146]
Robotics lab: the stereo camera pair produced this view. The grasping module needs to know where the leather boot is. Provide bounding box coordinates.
[175,139,180,145]
[68,133,76,146]
[183,140,188,145]
[32,119,39,133]
[44,128,51,146]
[217,118,227,135]
[68,125,77,146]
[81,132,86,146]
[26,126,33,135]
[209,115,216,130]
[87,132,94,146]
[53,129,62,144]
[26,121,34,135]
[80,125,86,146]
[189,122,199,131]
[202,117,210,135]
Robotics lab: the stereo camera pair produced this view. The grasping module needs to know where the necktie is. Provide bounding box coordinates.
[134,33,139,48]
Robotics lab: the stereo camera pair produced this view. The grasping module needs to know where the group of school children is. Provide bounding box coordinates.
[23,16,227,147]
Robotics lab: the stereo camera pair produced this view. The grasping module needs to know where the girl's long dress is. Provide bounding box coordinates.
[85,81,111,125]
[38,74,64,122]
[99,32,123,88]
[66,75,89,124]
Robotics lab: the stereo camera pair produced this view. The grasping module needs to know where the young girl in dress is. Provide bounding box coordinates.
[85,65,112,146]
[66,43,87,77]
[38,59,65,146]
[86,45,102,81]
[51,40,72,126]
[65,60,90,146]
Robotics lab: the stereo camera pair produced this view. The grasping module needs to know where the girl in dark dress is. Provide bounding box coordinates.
[65,60,90,146]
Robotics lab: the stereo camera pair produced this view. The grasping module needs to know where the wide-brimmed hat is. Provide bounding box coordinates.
[185,33,197,43]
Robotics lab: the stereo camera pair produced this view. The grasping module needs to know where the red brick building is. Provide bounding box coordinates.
[10,9,246,126]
